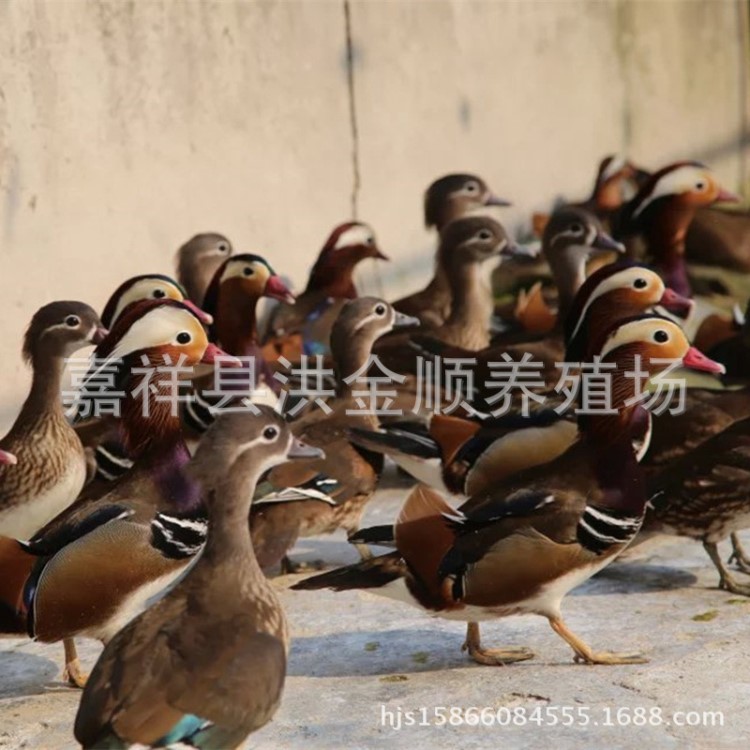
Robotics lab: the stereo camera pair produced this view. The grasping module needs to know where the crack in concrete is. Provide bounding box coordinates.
[343,0,360,220]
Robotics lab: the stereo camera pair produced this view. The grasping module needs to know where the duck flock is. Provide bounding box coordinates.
[1,155,750,747]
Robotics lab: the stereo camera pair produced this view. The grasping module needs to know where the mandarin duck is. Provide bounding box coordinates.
[174,232,233,305]
[0,299,231,686]
[262,221,387,361]
[74,407,322,749]
[294,316,724,666]
[393,174,511,327]
[0,302,105,540]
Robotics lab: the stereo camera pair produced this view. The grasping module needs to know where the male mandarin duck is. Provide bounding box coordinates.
[183,253,296,433]
[620,161,739,298]
[0,301,106,540]
[76,273,213,487]
[250,298,418,571]
[262,221,387,361]
[0,299,232,686]
[74,408,322,750]
[294,316,724,667]
[174,232,233,305]
[393,173,511,327]
[349,264,693,546]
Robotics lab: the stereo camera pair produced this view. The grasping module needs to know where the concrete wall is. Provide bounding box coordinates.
[0,0,748,420]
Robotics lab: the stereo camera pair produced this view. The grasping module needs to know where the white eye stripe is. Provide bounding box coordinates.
[220,260,266,282]
[568,269,662,342]
[632,165,712,218]
[600,155,627,183]
[599,318,683,359]
[111,280,180,325]
[334,225,374,249]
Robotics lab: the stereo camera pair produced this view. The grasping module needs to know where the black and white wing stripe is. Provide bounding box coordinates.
[94,442,134,482]
[151,512,208,560]
[577,505,642,555]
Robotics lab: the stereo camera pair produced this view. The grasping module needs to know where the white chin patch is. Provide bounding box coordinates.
[334,224,373,249]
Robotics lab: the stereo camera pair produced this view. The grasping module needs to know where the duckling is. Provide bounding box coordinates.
[294,317,724,666]
[263,222,387,360]
[250,298,418,571]
[74,407,322,749]
[174,232,233,305]
[0,302,106,539]
[0,299,231,686]
[393,174,511,327]
[621,161,739,297]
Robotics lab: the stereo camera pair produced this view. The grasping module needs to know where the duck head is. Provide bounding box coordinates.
[23,301,106,366]
[175,232,233,306]
[542,206,625,316]
[330,297,418,386]
[439,216,537,274]
[624,161,739,296]
[190,406,323,499]
[81,299,232,453]
[565,263,693,361]
[101,273,213,329]
[424,174,511,230]
[203,254,295,355]
[590,155,644,210]
[305,222,388,298]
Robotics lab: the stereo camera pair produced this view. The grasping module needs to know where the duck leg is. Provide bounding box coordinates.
[62,638,88,688]
[548,616,647,665]
[728,533,750,574]
[461,622,534,666]
[704,541,750,595]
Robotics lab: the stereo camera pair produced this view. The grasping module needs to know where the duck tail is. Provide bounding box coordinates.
[291,552,406,592]
[0,535,34,633]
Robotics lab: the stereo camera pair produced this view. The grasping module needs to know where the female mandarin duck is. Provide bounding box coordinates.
[0,301,106,540]
[374,216,537,385]
[263,221,387,361]
[0,299,232,686]
[393,173,511,327]
[74,408,322,750]
[250,297,418,571]
[174,232,233,305]
[294,316,724,667]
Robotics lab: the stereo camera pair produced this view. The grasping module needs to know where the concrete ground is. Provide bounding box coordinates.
[1,469,749,750]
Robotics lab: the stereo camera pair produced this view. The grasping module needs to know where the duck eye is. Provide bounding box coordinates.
[633,278,648,290]
[570,223,584,234]
[177,331,192,345]
[465,181,479,193]
[218,242,229,252]
[477,229,492,241]
[263,426,278,441]
[653,330,669,343]
[243,267,254,277]
[65,315,80,328]
[365,236,374,245]
[375,304,387,316]
[153,289,166,299]
[695,180,706,191]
